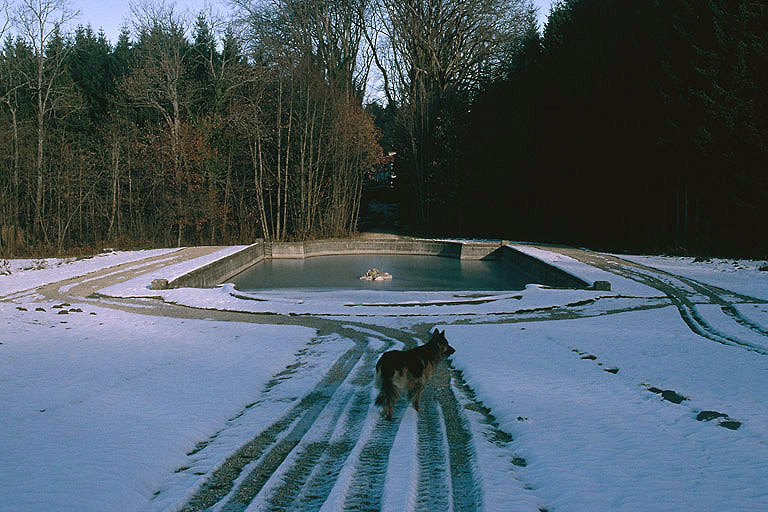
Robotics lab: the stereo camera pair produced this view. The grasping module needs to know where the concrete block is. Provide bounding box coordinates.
[168,243,265,288]
[499,246,590,289]
[592,280,612,291]
[150,278,169,290]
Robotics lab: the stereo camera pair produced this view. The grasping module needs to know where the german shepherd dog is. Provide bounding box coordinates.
[375,329,455,420]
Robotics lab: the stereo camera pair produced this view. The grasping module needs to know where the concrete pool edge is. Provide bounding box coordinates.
[161,238,595,290]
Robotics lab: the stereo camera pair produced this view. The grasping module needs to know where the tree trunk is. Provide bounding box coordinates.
[108,135,120,237]
[8,104,20,225]
[36,84,45,242]
[275,80,283,240]
[253,134,270,241]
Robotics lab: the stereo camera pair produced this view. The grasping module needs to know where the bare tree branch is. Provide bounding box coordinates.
[1,0,12,40]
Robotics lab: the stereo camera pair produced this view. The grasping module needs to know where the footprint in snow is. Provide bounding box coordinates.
[645,387,742,430]
[647,387,687,404]
[571,349,620,374]
[696,410,741,430]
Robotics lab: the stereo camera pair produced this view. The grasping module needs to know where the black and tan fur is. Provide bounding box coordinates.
[374,329,455,420]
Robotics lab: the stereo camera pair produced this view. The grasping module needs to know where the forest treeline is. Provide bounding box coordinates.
[456,0,767,256]
[1,0,765,257]
[0,0,381,254]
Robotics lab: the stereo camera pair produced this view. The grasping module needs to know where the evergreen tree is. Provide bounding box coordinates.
[190,13,219,113]
[69,25,114,128]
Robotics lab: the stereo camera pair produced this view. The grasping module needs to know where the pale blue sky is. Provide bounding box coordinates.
[534,0,555,29]
[70,0,556,43]
[71,0,214,41]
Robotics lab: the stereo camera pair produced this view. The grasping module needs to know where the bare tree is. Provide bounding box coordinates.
[1,0,11,39]
[126,0,188,152]
[225,59,273,239]
[13,0,78,242]
[294,0,372,100]
[123,1,193,246]
[0,1,21,250]
[229,0,382,241]
[371,0,529,103]
[231,0,373,100]
[368,0,532,225]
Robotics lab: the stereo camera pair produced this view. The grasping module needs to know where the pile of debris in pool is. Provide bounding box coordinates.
[360,268,393,281]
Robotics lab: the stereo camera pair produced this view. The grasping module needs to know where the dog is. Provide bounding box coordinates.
[374,329,455,420]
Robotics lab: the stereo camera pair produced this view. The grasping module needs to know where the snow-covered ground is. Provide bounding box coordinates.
[445,310,768,510]
[1,244,766,511]
[0,248,179,296]
[618,253,768,301]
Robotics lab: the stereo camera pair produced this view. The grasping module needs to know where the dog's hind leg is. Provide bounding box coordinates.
[382,387,400,420]
[375,367,400,420]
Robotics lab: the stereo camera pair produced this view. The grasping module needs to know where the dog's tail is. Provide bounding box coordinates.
[375,359,398,419]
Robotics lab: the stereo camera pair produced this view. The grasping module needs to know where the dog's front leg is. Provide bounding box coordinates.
[409,384,424,412]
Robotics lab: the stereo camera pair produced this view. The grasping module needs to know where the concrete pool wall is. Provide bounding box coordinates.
[164,238,593,290]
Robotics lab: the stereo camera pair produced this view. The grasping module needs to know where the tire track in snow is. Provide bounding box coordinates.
[435,366,484,512]
[287,354,378,510]
[179,345,364,512]
[340,400,409,510]
[672,273,768,337]
[331,339,414,511]
[543,247,768,355]
[176,326,406,512]
[414,391,453,511]
[288,398,368,509]
[250,351,379,511]
[618,266,768,354]
[449,367,546,511]
[411,362,485,512]
[166,324,486,511]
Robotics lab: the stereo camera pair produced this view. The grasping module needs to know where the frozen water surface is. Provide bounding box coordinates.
[229,254,534,291]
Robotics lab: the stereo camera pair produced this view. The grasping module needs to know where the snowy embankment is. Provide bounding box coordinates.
[0,248,179,297]
[507,243,654,296]
[1,243,767,510]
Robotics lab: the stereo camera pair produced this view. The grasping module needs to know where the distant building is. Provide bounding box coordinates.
[365,152,397,189]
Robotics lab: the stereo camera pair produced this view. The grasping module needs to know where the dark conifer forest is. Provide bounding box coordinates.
[0,0,765,257]
[459,0,767,257]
